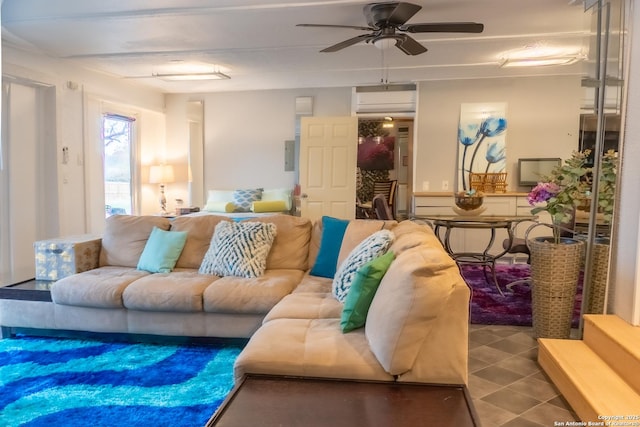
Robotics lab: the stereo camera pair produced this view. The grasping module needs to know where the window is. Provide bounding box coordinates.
[103,114,136,217]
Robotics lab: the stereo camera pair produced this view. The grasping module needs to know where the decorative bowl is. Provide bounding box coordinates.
[452,205,487,216]
[454,195,484,211]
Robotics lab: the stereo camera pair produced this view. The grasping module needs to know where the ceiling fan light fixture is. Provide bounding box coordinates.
[373,38,396,50]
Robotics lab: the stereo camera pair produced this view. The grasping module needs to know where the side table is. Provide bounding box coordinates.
[0,278,53,338]
[0,278,53,302]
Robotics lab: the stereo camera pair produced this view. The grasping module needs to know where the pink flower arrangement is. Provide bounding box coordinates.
[527,151,591,243]
[527,182,561,205]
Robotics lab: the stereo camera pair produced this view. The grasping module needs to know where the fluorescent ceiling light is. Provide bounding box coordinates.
[500,56,583,68]
[152,71,230,81]
[499,45,586,68]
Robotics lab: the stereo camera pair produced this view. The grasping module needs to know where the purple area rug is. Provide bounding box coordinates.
[459,264,582,327]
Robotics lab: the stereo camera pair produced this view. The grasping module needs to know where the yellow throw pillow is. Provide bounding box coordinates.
[204,201,236,213]
[251,200,288,213]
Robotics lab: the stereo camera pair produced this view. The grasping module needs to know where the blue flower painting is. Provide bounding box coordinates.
[457,103,508,191]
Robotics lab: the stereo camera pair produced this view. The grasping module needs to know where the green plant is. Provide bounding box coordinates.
[528,150,592,243]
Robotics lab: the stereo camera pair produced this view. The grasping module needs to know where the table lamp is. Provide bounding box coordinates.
[149,164,175,214]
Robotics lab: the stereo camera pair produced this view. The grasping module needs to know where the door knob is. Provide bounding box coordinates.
[300,193,308,199]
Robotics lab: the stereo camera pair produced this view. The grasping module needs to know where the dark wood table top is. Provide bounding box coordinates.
[207,374,480,427]
[0,278,53,301]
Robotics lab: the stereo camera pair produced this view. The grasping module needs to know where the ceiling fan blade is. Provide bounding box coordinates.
[395,34,427,55]
[364,2,422,28]
[400,22,484,33]
[320,34,373,52]
[297,23,373,31]
[386,2,422,26]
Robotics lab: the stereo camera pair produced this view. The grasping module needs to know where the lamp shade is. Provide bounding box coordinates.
[149,165,175,184]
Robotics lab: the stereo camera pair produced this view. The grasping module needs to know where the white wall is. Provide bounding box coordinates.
[3,46,167,231]
[414,76,583,193]
[200,87,352,192]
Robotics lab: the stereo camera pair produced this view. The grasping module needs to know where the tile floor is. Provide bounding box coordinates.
[468,324,580,426]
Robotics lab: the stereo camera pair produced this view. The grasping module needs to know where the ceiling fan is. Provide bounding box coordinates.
[297,1,484,56]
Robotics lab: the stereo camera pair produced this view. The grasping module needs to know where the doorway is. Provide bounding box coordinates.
[0,80,58,282]
[356,117,413,219]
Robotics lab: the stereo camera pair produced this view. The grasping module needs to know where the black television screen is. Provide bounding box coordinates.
[518,158,561,186]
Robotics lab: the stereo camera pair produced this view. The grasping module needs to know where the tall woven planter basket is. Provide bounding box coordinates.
[586,240,610,314]
[529,237,584,339]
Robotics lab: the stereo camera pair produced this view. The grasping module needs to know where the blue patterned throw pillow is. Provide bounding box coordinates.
[199,221,276,278]
[332,230,394,303]
[233,188,263,212]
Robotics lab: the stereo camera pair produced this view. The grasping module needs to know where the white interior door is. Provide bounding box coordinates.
[299,116,357,221]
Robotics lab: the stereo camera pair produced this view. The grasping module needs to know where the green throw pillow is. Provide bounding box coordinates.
[137,226,188,273]
[341,250,395,333]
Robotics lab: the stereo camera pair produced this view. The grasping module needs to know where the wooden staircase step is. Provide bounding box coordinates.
[538,338,640,421]
[583,314,640,394]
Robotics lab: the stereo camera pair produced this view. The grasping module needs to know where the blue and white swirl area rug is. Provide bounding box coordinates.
[0,336,244,426]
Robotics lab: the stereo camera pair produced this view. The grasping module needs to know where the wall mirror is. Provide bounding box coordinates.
[579,0,626,328]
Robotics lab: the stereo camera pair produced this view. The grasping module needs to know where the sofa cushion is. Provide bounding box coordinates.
[99,215,171,268]
[203,269,304,314]
[387,220,440,257]
[123,271,217,312]
[293,273,333,294]
[365,240,459,376]
[233,318,395,383]
[199,221,276,278]
[136,227,187,273]
[170,215,231,269]
[341,250,395,333]
[51,266,150,308]
[264,292,343,322]
[336,220,396,267]
[242,215,311,271]
[332,230,394,303]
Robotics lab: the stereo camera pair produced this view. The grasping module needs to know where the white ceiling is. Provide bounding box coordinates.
[1,0,592,93]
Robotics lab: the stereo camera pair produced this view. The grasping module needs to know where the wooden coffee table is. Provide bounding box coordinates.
[207,374,480,427]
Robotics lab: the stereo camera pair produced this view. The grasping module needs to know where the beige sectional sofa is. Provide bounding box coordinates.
[0,213,471,385]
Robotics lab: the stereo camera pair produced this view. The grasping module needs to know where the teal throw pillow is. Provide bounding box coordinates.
[332,229,394,303]
[309,216,349,278]
[137,226,188,273]
[341,250,395,333]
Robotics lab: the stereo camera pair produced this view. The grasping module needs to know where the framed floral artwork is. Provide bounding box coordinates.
[457,103,508,192]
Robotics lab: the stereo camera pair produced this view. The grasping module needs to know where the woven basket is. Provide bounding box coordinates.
[469,172,508,193]
[529,237,584,339]
[586,241,610,314]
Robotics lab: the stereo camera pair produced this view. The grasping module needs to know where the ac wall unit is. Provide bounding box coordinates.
[352,84,417,115]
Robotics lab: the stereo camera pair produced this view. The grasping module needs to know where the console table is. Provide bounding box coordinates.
[415,215,535,295]
[207,374,480,427]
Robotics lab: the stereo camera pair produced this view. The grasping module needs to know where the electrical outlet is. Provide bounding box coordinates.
[422,181,429,191]
[442,180,449,190]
